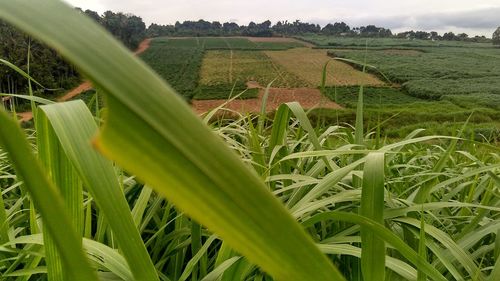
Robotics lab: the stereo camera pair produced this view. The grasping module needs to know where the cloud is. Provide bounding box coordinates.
[63,0,500,36]
[415,7,500,29]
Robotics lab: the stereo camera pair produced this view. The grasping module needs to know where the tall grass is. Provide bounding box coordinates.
[0,1,499,280]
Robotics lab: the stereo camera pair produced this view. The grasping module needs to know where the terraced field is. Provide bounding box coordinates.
[328,46,500,112]
[140,36,388,101]
[196,50,308,99]
[264,48,385,86]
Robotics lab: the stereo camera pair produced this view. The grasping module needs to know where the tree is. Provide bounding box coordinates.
[429,31,440,40]
[321,22,351,35]
[457,33,469,40]
[442,32,456,40]
[493,27,500,46]
[414,31,430,40]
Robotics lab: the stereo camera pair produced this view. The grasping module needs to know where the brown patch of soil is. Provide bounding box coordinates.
[57,81,93,101]
[192,87,341,114]
[17,112,33,123]
[134,38,151,55]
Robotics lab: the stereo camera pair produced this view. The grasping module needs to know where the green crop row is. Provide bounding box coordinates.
[140,43,203,99]
[323,86,425,107]
[326,47,500,106]
[194,82,260,100]
[152,36,305,50]
[299,35,494,48]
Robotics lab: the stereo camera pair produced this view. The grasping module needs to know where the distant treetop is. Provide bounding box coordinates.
[493,27,500,45]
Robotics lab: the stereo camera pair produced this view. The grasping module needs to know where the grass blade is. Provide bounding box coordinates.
[360,152,385,280]
[0,109,97,281]
[37,101,160,281]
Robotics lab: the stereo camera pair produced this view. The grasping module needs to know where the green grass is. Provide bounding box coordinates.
[442,94,500,111]
[323,86,425,107]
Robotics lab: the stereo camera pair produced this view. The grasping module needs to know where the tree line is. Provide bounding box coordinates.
[147,20,394,38]
[0,9,146,97]
[146,19,493,43]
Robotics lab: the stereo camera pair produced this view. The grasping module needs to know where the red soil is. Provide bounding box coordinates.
[57,81,93,101]
[134,38,151,55]
[192,84,342,114]
[17,111,33,123]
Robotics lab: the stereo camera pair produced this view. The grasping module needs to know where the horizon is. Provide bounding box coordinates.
[63,0,500,37]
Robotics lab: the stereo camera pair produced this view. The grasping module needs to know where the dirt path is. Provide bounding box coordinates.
[57,81,93,101]
[15,38,151,122]
[192,82,342,114]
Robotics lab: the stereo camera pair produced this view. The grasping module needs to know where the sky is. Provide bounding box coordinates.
[63,0,500,37]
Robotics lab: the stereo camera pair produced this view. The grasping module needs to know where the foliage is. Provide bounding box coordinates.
[145,19,479,43]
[323,86,424,106]
[301,35,494,48]
[0,8,146,106]
[152,36,305,50]
[0,20,79,95]
[327,47,500,103]
[494,27,500,46]
[139,42,203,100]
[80,9,146,50]
[309,103,499,141]
[442,93,500,111]
[403,77,500,99]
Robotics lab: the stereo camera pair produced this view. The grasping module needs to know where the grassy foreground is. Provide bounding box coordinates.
[0,1,499,281]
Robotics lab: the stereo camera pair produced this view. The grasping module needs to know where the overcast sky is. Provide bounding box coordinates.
[63,0,500,37]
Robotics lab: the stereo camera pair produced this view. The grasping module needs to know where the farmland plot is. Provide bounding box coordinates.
[264,48,384,86]
[324,86,425,107]
[151,36,306,50]
[330,47,500,95]
[140,41,203,99]
[196,50,307,99]
[299,34,494,48]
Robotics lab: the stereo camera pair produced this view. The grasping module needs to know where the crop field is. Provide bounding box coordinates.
[140,37,315,100]
[264,48,385,86]
[139,35,499,138]
[196,50,307,99]
[299,34,494,48]
[323,86,425,107]
[328,47,500,101]
[151,36,306,50]
[139,41,203,99]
